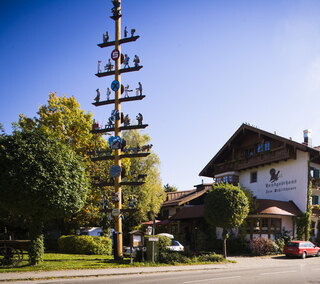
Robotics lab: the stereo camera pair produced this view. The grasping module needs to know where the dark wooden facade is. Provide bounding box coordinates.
[200,123,320,177]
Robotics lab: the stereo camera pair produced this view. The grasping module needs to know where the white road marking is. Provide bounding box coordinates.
[260,270,297,276]
[183,276,241,283]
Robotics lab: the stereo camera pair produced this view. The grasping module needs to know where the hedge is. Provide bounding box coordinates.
[58,235,112,255]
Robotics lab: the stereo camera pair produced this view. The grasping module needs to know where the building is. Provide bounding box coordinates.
[200,123,320,240]
[160,124,320,250]
[160,184,212,249]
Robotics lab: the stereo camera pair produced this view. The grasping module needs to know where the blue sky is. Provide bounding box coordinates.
[1,0,320,190]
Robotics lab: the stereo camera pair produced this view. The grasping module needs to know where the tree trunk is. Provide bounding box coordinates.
[222,229,228,259]
[28,221,44,265]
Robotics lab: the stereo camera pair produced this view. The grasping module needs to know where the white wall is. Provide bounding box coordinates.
[239,150,309,212]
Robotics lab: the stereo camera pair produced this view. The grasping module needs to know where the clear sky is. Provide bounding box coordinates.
[1,0,320,191]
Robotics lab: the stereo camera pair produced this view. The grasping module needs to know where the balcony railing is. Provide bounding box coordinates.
[214,148,295,174]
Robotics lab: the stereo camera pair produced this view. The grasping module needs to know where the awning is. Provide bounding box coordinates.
[254,199,301,216]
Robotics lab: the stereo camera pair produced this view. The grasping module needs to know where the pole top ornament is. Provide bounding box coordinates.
[110,0,121,20]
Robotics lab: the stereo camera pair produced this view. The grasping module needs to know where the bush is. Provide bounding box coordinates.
[196,253,224,263]
[227,237,249,254]
[275,238,285,254]
[58,235,112,255]
[249,237,279,255]
[158,235,172,262]
[160,251,191,264]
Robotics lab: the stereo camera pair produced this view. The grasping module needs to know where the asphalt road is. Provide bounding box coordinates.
[9,256,320,284]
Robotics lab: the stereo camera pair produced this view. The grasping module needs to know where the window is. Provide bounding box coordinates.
[223,176,228,183]
[312,195,319,205]
[250,172,257,183]
[248,217,281,235]
[261,218,268,233]
[270,218,281,233]
[253,218,260,233]
[265,142,270,151]
[215,175,239,185]
[257,144,264,153]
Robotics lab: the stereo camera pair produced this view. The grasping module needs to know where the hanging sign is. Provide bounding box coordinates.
[110,165,122,178]
[111,49,120,61]
[112,208,120,217]
[111,80,120,92]
[108,136,122,149]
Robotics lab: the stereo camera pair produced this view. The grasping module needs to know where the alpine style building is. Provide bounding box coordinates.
[200,123,320,240]
[160,124,320,249]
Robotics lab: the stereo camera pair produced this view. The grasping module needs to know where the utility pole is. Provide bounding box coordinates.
[90,0,149,260]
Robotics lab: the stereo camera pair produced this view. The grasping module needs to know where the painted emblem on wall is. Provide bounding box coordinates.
[269,168,280,183]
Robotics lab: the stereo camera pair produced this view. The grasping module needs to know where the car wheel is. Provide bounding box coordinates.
[285,254,290,258]
[301,252,307,259]
[317,250,320,257]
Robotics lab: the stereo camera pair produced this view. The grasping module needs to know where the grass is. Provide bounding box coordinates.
[0,252,231,273]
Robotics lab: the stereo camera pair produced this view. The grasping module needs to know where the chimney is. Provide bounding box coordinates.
[303,129,312,147]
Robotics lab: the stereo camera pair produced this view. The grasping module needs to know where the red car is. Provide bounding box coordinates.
[284,241,320,259]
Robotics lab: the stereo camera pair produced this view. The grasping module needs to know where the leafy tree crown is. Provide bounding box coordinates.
[204,183,249,230]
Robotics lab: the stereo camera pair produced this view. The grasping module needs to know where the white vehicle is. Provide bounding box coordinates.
[79,227,103,236]
[123,246,137,256]
[168,240,184,252]
[157,233,174,239]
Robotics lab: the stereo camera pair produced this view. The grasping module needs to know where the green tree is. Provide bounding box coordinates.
[0,129,88,264]
[121,130,166,233]
[17,92,95,155]
[204,183,249,258]
[163,184,178,193]
[16,93,107,229]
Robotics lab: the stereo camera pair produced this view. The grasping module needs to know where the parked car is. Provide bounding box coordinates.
[284,241,320,259]
[168,240,184,252]
[79,227,103,236]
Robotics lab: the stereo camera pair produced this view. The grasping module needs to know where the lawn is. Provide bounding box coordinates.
[0,253,148,273]
[0,252,230,273]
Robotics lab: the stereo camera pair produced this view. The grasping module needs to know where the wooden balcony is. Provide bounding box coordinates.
[214,148,296,174]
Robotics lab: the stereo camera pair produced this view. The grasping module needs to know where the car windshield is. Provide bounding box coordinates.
[287,242,299,248]
[171,240,180,246]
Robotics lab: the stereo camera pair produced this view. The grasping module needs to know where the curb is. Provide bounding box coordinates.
[0,265,230,282]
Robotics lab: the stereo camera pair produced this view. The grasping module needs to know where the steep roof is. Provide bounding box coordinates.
[170,205,204,220]
[200,123,320,177]
[162,185,212,207]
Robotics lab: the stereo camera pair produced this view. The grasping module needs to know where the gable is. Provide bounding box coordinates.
[200,123,320,177]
